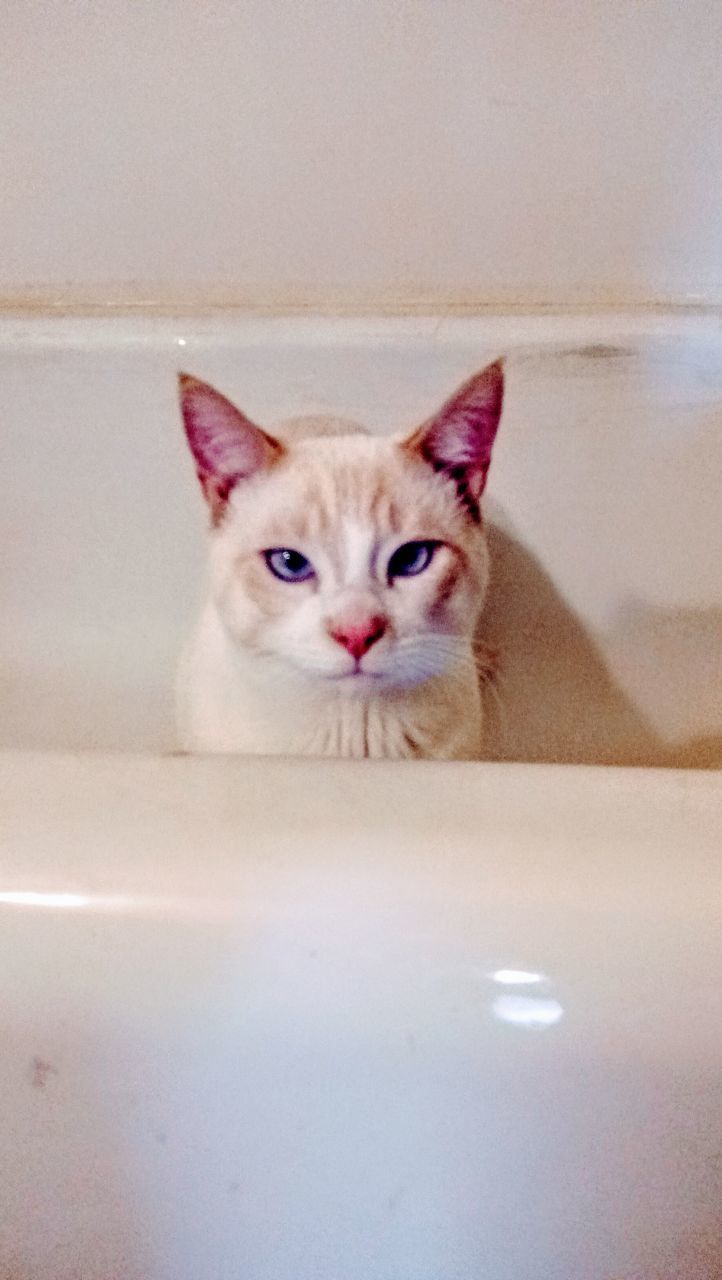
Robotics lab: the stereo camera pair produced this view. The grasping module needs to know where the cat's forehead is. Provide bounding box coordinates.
[226,434,464,546]
[289,436,407,536]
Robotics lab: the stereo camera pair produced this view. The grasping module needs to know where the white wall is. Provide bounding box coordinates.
[2,0,721,307]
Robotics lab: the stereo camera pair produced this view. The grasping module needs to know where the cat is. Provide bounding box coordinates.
[176,359,504,759]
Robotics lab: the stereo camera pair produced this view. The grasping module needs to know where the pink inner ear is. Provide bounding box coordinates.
[178,374,283,514]
[406,359,504,507]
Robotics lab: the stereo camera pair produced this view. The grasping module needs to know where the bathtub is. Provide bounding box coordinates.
[0,311,720,1279]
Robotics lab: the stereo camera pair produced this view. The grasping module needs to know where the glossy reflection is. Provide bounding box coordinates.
[0,890,94,909]
[0,888,230,921]
[492,994,564,1029]
[491,968,545,986]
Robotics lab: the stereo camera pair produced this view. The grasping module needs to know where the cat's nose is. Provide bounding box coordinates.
[327,614,387,662]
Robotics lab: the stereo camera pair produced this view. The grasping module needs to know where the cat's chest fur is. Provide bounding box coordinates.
[177,604,483,760]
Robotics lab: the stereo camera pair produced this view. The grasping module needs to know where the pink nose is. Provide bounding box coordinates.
[328,614,387,661]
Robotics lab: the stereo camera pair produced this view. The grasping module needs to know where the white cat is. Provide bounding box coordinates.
[176,361,504,759]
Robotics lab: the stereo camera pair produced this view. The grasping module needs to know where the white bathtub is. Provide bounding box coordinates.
[0,312,720,1279]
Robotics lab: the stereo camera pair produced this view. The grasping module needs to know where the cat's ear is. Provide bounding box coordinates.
[402,359,504,518]
[178,373,285,521]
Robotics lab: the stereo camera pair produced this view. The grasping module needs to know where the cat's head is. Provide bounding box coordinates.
[179,361,504,691]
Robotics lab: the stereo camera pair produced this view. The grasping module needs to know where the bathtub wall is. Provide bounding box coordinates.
[2,0,722,308]
[1,313,721,763]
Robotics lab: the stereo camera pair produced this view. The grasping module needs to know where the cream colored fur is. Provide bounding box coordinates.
[176,367,503,759]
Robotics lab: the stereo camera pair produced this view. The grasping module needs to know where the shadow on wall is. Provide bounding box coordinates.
[480,521,722,769]
[605,599,722,770]
[637,1211,722,1280]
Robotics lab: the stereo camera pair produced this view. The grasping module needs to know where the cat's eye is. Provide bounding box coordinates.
[263,548,315,583]
[387,540,438,580]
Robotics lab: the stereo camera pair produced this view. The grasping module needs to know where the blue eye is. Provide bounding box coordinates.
[387,540,438,580]
[264,548,315,582]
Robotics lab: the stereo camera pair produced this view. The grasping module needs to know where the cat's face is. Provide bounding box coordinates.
[179,362,504,691]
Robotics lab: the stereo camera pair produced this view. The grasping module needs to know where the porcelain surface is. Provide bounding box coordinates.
[0,753,720,1279]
